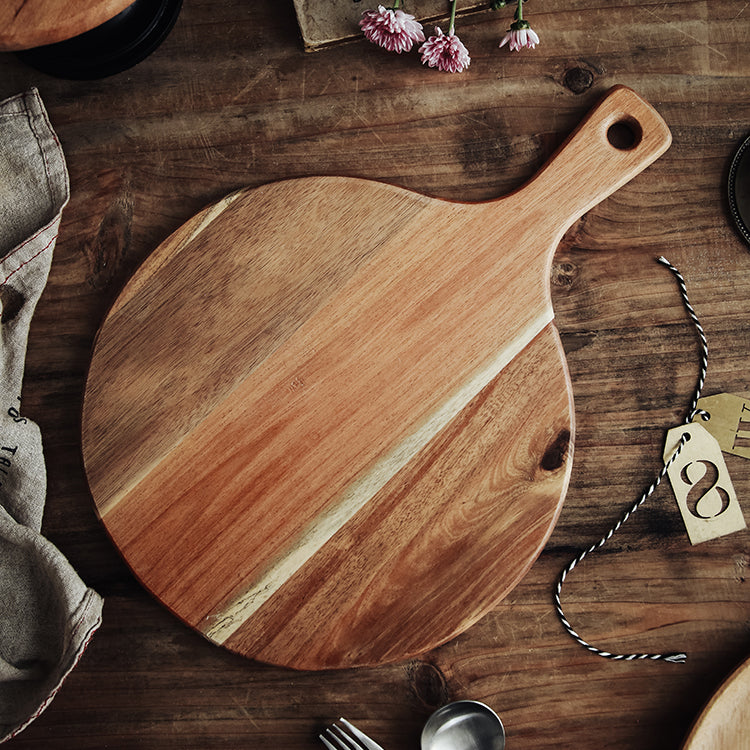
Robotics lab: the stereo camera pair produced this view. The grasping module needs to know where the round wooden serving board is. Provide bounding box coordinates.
[682,656,750,749]
[82,86,672,670]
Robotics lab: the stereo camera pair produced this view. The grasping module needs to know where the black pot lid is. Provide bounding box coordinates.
[17,0,182,80]
[729,133,750,246]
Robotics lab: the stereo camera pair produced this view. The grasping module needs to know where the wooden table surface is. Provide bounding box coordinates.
[1,1,749,747]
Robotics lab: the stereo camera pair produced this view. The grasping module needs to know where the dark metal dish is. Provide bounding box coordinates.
[729,133,750,246]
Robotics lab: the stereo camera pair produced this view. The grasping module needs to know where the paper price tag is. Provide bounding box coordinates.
[693,393,750,459]
[664,422,746,545]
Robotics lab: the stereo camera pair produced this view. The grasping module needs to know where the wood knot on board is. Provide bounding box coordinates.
[406,661,451,709]
[541,429,571,472]
[563,66,594,94]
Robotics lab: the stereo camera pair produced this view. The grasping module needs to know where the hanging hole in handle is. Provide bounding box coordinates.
[607,117,643,151]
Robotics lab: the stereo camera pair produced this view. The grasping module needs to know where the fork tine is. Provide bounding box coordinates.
[320,726,359,750]
[338,719,386,750]
[320,734,338,750]
[318,719,385,750]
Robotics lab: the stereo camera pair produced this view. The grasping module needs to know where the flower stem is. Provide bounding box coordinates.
[516,0,523,22]
[448,0,457,34]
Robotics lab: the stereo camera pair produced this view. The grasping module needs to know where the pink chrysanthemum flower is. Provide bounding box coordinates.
[359,5,425,53]
[419,26,471,73]
[499,20,540,51]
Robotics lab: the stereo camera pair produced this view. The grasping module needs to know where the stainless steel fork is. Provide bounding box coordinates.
[319,718,386,750]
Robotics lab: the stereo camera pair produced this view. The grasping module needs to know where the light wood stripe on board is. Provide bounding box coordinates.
[203,307,552,643]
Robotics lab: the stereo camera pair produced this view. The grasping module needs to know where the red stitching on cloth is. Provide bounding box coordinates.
[0,91,66,286]
[0,222,50,266]
[0,231,58,287]
[32,91,66,216]
[0,93,83,744]
[5,609,103,742]
[25,92,56,214]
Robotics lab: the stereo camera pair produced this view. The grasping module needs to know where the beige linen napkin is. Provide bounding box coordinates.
[0,88,103,743]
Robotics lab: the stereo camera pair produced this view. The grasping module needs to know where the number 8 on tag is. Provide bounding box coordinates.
[664,422,746,545]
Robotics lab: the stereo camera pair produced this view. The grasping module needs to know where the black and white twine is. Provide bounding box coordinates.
[553,256,709,664]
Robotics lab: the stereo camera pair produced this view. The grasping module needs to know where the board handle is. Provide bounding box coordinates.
[510,85,672,235]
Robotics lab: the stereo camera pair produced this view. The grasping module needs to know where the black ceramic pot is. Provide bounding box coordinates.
[17,0,183,80]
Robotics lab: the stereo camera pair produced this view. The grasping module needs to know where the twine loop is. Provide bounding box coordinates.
[553,256,708,664]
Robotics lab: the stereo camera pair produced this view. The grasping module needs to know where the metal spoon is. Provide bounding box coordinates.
[421,700,505,750]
